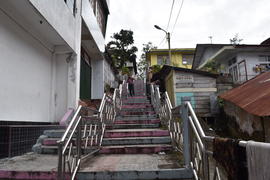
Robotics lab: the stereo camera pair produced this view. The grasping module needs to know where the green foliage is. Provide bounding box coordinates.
[106,29,138,70]
[202,60,220,73]
[137,42,157,78]
[104,83,111,93]
[121,66,130,75]
[151,64,162,73]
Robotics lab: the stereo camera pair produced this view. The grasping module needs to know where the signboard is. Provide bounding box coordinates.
[176,74,194,83]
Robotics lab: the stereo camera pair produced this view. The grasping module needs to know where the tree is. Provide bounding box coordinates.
[230,34,243,45]
[137,42,157,78]
[106,30,138,70]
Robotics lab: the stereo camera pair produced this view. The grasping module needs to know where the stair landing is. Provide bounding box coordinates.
[0,153,59,180]
[77,154,192,180]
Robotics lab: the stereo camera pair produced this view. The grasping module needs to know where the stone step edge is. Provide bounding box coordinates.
[77,168,193,180]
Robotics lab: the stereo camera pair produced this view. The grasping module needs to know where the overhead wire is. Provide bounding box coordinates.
[157,0,175,48]
[171,0,185,36]
[166,0,175,31]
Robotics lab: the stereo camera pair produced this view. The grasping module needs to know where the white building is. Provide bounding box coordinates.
[193,44,270,84]
[0,0,110,124]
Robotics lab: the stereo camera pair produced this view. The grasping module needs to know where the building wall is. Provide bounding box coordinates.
[29,0,77,51]
[165,71,175,106]
[237,52,270,80]
[198,47,223,68]
[0,10,52,122]
[223,101,265,141]
[219,52,270,84]
[149,51,193,69]
[172,71,217,116]
[104,60,117,88]
[92,58,104,99]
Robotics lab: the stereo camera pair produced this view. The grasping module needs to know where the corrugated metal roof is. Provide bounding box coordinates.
[219,71,270,117]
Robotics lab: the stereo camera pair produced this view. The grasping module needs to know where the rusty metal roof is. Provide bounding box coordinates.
[219,71,270,117]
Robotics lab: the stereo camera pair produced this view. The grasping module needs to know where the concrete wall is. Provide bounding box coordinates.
[81,0,105,53]
[29,0,77,51]
[92,59,104,99]
[104,59,117,88]
[223,101,265,141]
[0,10,52,122]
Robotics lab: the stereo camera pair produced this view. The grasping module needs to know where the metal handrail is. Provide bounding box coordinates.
[150,84,250,180]
[57,83,123,179]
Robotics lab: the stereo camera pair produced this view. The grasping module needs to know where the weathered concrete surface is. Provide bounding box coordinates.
[104,128,170,138]
[100,144,172,154]
[114,119,160,124]
[77,154,192,180]
[0,153,60,179]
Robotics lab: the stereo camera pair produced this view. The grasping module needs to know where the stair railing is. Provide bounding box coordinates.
[57,85,123,179]
[150,84,161,114]
[150,85,222,180]
[57,105,100,180]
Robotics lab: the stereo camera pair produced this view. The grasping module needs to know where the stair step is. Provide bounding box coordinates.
[121,106,153,111]
[111,123,160,129]
[114,119,160,124]
[102,136,171,146]
[120,111,156,115]
[100,144,172,154]
[104,128,169,138]
[121,104,152,108]
[117,115,158,120]
[78,154,191,180]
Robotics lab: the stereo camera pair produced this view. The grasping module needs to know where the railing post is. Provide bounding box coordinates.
[77,117,82,164]
[57,142,63,180]
[181,101,191,167]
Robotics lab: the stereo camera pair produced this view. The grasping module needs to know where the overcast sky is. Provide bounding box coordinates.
[105,0,270,56]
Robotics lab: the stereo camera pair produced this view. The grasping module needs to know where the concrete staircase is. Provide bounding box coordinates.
[77,80,192,180]
[0,80,192,180]
[100,95,172,154]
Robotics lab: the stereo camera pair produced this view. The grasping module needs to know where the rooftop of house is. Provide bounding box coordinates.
[147,48,195,54]
[192,44,232,69]
[219,71,270,117]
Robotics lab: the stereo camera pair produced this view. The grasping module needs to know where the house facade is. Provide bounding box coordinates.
[0,0,110,124]
[152,65,218,117]
[146,48,195,69]
[194,44,270,84]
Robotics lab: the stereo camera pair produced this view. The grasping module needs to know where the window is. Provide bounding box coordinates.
[157,55,169,65]
[182,55,194,65]
[228,57,237,66]
[259,55,270,62]
[229,65,239,82]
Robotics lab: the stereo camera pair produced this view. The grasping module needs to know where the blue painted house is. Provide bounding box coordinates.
[153,65,218,117]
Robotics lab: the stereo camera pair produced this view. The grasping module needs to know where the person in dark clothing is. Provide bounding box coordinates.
[127,75,135,96]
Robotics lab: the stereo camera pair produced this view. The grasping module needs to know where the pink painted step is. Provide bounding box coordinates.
[114,119,160,124]
[126,96,147,99]
[104,129,169,138]
[120,111,156,115]
[0,170,62,180]
[100,144,172,154]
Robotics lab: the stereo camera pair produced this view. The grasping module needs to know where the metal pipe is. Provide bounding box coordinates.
[59,105,82,142]
[186,102,206,138]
